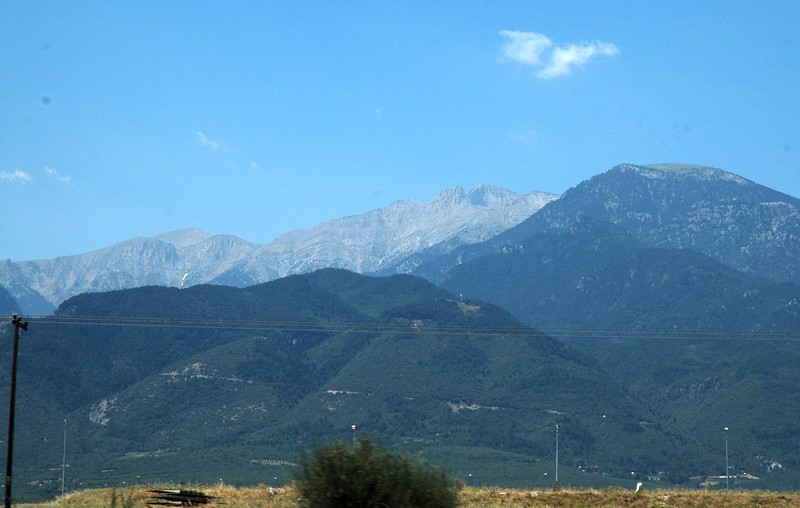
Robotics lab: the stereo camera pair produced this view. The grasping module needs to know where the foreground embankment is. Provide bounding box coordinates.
[17,485,800,507]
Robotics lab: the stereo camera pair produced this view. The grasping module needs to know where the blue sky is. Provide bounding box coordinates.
[2,1,799,261]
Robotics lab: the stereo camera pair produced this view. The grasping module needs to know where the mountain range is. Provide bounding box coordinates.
[2,162,800,499]
[414,163,800,285]
[2,270,693,500]
[0,185,556,315]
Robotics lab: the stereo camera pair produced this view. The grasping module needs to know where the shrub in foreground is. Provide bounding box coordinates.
[294,438,457,507]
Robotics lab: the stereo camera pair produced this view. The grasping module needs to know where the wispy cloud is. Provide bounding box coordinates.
[500,30,619,79]
[500,30,552,66]
[0,169,32,183]
[250,161,260,171]
[194,131,223,151]
[539,42,619,78]
[44,165,71,183]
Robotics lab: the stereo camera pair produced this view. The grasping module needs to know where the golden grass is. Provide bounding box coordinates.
[459,487,800,507]
[17,485,800,507]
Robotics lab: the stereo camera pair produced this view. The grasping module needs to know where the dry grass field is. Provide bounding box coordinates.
[16,485,800,508]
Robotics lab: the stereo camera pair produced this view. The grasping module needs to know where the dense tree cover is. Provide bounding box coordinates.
[443,219,800,331]
[0,269,698,501]
[441,220,800,484]
[3,266,799,501]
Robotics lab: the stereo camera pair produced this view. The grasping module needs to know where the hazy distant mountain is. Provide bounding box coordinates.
[0,185,556,314]
[211,185,557,284]
[417,163,800,284]
[0,284,20,315]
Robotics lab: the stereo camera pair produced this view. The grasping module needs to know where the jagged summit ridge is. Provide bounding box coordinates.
[152,228,213,249]
[253,185,557,276]
[1,185,557,313]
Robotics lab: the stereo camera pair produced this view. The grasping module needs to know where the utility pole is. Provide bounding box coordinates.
[5,315,28,508]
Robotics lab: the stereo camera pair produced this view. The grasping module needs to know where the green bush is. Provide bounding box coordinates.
[294,437,457,507]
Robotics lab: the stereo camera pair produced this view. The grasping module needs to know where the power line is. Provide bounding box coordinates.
[10,314,800,342]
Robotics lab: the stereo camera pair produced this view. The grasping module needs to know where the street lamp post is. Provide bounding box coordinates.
[554,424,560,491]
[724,427,729,492]
[61,419,68,498]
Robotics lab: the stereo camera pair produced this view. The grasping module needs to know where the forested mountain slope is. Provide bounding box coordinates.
[440,219,800,486]
[0,270,692,501]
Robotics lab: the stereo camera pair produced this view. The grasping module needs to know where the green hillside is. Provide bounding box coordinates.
[441,220,800,488]
[1,270,688,501]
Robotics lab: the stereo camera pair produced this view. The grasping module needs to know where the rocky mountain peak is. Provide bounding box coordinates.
[153,228,213,249]
[1,184,554,313]
[466,185,522,207]
[429,185,467,208]
[617,162,751,185]
[502,163,800,285]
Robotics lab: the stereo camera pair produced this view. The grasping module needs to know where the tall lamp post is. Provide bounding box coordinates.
[724,427,730,492]
[61,419,68,498]
[554,424,560,491]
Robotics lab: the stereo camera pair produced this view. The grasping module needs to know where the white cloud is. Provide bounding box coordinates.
[500,30,552,66]
[44,166,71,183]
[538,41,619,79]
[194,131,223,151]
[0,169,31,183]
[500,30,619,79]
[250,161,260,171]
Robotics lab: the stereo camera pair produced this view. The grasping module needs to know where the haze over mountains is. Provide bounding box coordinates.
[3,162,800,498]
[0,185,557,315]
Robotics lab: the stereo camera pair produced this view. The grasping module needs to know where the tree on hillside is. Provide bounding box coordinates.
[294,437,457,507]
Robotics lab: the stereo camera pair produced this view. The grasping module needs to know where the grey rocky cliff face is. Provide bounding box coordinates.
[0,185,557,313]
[518,163,800,284]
